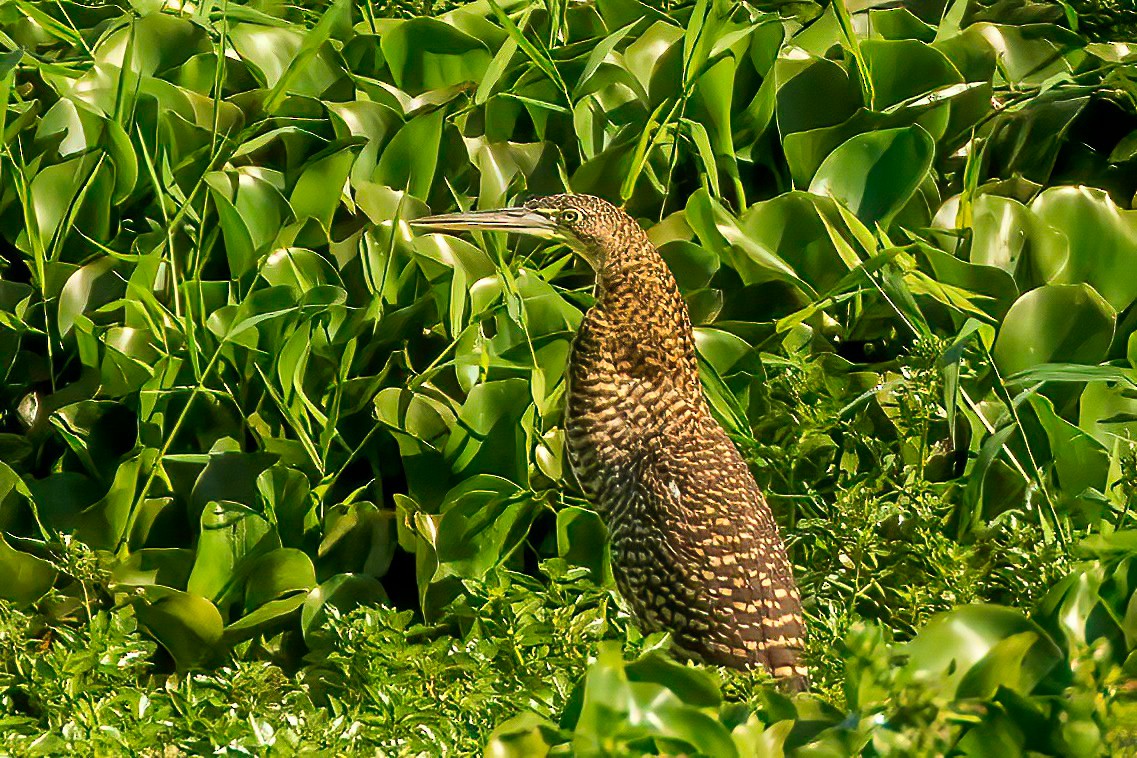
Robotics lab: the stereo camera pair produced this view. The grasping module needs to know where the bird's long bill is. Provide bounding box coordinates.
[410,207,557,237]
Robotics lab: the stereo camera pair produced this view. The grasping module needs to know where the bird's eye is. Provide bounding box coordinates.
[560,209,582,224]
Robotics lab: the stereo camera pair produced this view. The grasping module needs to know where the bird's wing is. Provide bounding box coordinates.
[656,423,809,686]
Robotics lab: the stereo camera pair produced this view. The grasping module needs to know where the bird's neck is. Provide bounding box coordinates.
[587,238,701,390]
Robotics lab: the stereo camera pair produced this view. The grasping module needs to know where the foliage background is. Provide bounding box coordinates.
[1,0,1137,753]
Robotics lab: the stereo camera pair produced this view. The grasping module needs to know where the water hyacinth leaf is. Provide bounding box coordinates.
[912,244,1018,322]
[375,107,445,200]
[992,284,1114,377]
[965,194,1068,288]
[374,387,455,508]
[658,240,720,292]
[205,173,259,278]
[111,548,195,589]
[624,650,723,708]
[381,18,492,95]
[290,142,364,234]
[444,378,532,482]
[1029,394,1109,504]
[809,125,935,229]
[556,506,611,584]
[774,55,862,138]
[190,441,280,517]
[260,247,341,292]
[72,452,150,550]
[301,573,389,642]
[859,38,963,110]
[968,23,1085,86]
[433,475,534,580]
[23,154,100,256]
[223,593,308,644]
[685,189,806,292]
[318,501,397,578]
[228,22,339,95]
[187,500,279,606]
[328,101,403,184]
[485,712,563,757]
[731,718,793,758]
[735,192,858,293]
[243,548,317,612]
[573,641,738,757]
[133,589,225,669]
[57,257,123,336]
[95,12,210,77]
[0,533,56,604]
[904,605,1063,699]
[1030,186,1137,312]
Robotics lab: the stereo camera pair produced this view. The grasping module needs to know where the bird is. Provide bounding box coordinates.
[411,193,808,690]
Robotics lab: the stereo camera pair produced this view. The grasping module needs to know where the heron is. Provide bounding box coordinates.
[412,193,808,690]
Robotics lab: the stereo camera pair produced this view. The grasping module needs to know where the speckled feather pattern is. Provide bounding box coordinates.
[529,195,808,689]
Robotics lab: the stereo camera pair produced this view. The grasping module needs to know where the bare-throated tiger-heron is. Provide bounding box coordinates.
[412,194,808,690]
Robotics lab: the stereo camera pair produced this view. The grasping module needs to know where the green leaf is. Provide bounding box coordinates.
[381,18,492,95]
[375,108,445,201]
[993,284,1115,376]
[443,379,532,482]
[133,589,225,669]
[301,573,388,642]
[809,125,935,229]
[904,605,1063,699]
[1030,186,1137,312]
[187,500,278,606]
[290,142,363,233]
[0,534,56,604]
[860,38,963,111]
[243,548,316,612]
[1029,394,1109,502]
[556,506,611,585]
[573,642,738,758]
[111,548,194,589]
[965,194,1068,289]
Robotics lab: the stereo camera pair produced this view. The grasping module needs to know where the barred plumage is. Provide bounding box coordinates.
[412,193,808,689]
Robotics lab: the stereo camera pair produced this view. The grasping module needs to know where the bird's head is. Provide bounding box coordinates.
[410,194,634,270]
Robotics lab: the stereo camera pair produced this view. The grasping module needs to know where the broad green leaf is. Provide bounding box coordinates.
[809,125,935,229]
[318,501,397,578]
[290,142,363,233]
[382,18,491,95]
[444,378,532,482]
[905,605,1063,699]
[686,189,808,292]
[243,548,316,612]
[965,194,1068,288]
[133,589,225,669]
[860,38,963,110]
[301,573,388,642]
[0,534,56,604]
[1030,186,1137,312]
[556,506,611,585]
[375,108,445,201]
[1079,381,1137,448]
[57,257,121,336]
[111,548,195,589]
[1029,394,1109,502]
[433,477,536,584]
[573,642,738,757]
[993,284,1115,376]
[187,500,278,606]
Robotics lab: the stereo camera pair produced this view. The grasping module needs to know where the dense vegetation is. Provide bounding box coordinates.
[1,0,1136,753]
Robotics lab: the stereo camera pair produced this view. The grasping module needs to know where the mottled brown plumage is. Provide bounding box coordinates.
[412,194,808,689]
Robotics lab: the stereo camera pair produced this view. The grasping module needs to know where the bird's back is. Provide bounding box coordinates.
[563,225,808,689]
